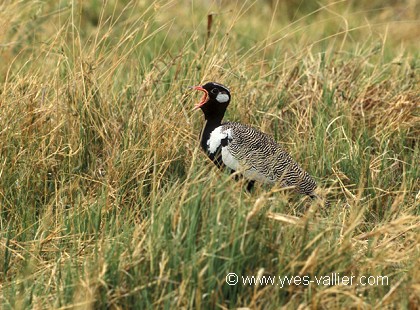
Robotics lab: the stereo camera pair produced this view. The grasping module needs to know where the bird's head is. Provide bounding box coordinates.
[192,82,231,118]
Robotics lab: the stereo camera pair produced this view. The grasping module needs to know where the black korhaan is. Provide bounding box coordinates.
[192,81,319,199]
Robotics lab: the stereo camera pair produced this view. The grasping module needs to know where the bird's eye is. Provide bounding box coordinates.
[211,88,219,94]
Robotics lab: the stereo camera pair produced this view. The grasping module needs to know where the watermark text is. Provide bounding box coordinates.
[225,272,389,288]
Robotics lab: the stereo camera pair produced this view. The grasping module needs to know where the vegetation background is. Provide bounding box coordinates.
[0,0,419,308]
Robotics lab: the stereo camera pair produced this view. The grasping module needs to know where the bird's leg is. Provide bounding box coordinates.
[246,180,255,192]
[230,169,240,181]
[228,169,255,192]
[309,192,330,207]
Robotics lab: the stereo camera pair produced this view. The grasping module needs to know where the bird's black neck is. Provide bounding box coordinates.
[200,115,224,152]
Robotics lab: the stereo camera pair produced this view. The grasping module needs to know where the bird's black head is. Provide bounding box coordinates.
[193,82,231,120]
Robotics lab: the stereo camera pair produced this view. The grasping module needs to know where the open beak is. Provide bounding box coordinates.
[191,85,209,110]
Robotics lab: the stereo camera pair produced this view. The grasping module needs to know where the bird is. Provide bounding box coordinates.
[192,81,321,200]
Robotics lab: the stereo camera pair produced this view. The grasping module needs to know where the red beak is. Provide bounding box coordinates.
[192,85,209,110]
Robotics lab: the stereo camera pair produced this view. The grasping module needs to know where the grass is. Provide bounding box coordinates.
[0,0,419,308]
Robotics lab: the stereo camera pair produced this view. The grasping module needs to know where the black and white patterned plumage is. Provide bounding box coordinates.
[192,82,318,199]
[206,121,317,197]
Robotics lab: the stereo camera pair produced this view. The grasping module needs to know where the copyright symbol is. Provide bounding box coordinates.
[226,272,238,285]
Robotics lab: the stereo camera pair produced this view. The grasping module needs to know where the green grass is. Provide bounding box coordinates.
[0,0,419,309]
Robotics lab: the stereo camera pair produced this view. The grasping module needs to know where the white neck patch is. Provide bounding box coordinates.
[207,127,232,154]
[216,93,229,103]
